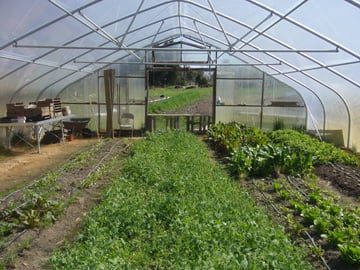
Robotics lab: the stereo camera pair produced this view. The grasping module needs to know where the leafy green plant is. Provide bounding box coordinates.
[338,243,360,264]
[208,123,358,179]
[308,191,322,205]
[20,209,41,228]
[51,130,311,269]
[301,206,321,226]
[272,180,283,192]
[278,189,290,200]
[0,222,16,237]
[313,218,330,234]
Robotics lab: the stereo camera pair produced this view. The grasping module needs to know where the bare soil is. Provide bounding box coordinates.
[0,138,128,269]
[0,138,100,194]
[315,164,360,199]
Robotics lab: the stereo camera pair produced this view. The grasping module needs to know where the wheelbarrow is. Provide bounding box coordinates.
[63,117,91,137]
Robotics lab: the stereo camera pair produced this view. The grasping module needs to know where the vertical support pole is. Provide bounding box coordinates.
[97,71,101,136]
[212,55,217,124]
[104,69,115,138]
[260,72,265,129]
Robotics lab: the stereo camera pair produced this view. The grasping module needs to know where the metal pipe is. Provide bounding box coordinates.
[13,43,339,53]
[73,60,282,66]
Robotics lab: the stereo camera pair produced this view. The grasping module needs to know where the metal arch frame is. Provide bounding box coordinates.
[5,16,237,101]
[2,0,152,81]
[0,53,92,75]
[5,27,335,107]
[13,13,336,105]
[270,60,360,76]
[2,14,176,82]
[210,0,360,92]
[220,12,274,57]
[237,0,309,50]
[206,0,231,47]
[0,0,357,147]
[4,1,358,71]
[244,0,354,147]
[50,25,281,98]
[178,0,183,37]
[182,0,360,95]
[47,0,141,60]
[0,2,326,80]
[0,1,103,81]
[14,21,332,103]
[119,0,145,46]
[345,0,360,9]
[0,0,102,50]
[247,0,360,60]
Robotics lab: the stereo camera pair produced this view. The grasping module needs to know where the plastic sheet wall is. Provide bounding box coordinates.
[60,60,146,134]
[216,56,306,132]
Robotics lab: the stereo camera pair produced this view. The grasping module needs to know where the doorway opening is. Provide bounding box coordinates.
[145,65,215,133]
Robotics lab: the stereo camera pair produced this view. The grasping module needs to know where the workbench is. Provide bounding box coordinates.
[0,115,73,153]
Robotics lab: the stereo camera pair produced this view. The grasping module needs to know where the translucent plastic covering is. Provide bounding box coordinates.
[0,0,359,149]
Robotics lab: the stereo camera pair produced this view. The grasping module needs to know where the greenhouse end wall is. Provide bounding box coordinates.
[216,63,307,132]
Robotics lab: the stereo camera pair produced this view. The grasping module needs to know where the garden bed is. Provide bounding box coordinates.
[0,139,128,269]
[1,122,359,269]
[207,122,360,269]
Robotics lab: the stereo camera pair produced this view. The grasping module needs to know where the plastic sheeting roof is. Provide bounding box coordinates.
[0,0,359,147]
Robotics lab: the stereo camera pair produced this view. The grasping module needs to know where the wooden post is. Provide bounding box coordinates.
[104,69,115,138]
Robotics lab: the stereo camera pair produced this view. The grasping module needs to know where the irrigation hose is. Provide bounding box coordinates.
[285,176,310,199]
[250,178,331,270]
[0,229,27,252]
[0,140,128,255]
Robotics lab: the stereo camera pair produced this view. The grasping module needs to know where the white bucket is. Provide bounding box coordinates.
[17,116,26,123]
[62,106,71,116]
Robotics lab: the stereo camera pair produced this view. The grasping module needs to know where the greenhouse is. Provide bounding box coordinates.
[2,1,360,269]
[0,0,359,149]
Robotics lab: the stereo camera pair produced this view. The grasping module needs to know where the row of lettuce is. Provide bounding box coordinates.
[207,122,360,265]
[0,141,109,269]
[50,130,311,269]
[207,121,358,178]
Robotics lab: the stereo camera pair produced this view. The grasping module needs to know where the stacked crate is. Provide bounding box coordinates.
[6,103,25,118]
[53,98,62,117]
[37,99,55,118]
[6,98,63,121]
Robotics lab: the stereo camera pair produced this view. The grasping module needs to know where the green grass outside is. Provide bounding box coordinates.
[148,86,212,113]
[50,130,311,269]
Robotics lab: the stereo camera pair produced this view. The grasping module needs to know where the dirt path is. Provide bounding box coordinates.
[0,138,128,269]
[0,138,100,194]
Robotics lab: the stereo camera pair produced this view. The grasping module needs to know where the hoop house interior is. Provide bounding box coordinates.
[0,0,359,150]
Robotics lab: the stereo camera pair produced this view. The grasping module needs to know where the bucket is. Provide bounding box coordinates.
[17,116,26,123]
[62,106,71,116]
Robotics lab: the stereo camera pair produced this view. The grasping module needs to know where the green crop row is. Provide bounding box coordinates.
[207,122,358,177]
[207,122,360,265]
[50,130,311,269]
[271,177,360,265]
[0,141,107,262]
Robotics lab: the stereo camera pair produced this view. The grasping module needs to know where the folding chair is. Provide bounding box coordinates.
[119,112,134,137]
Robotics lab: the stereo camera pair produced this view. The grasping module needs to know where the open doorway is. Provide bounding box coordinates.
[145,65,215,133]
